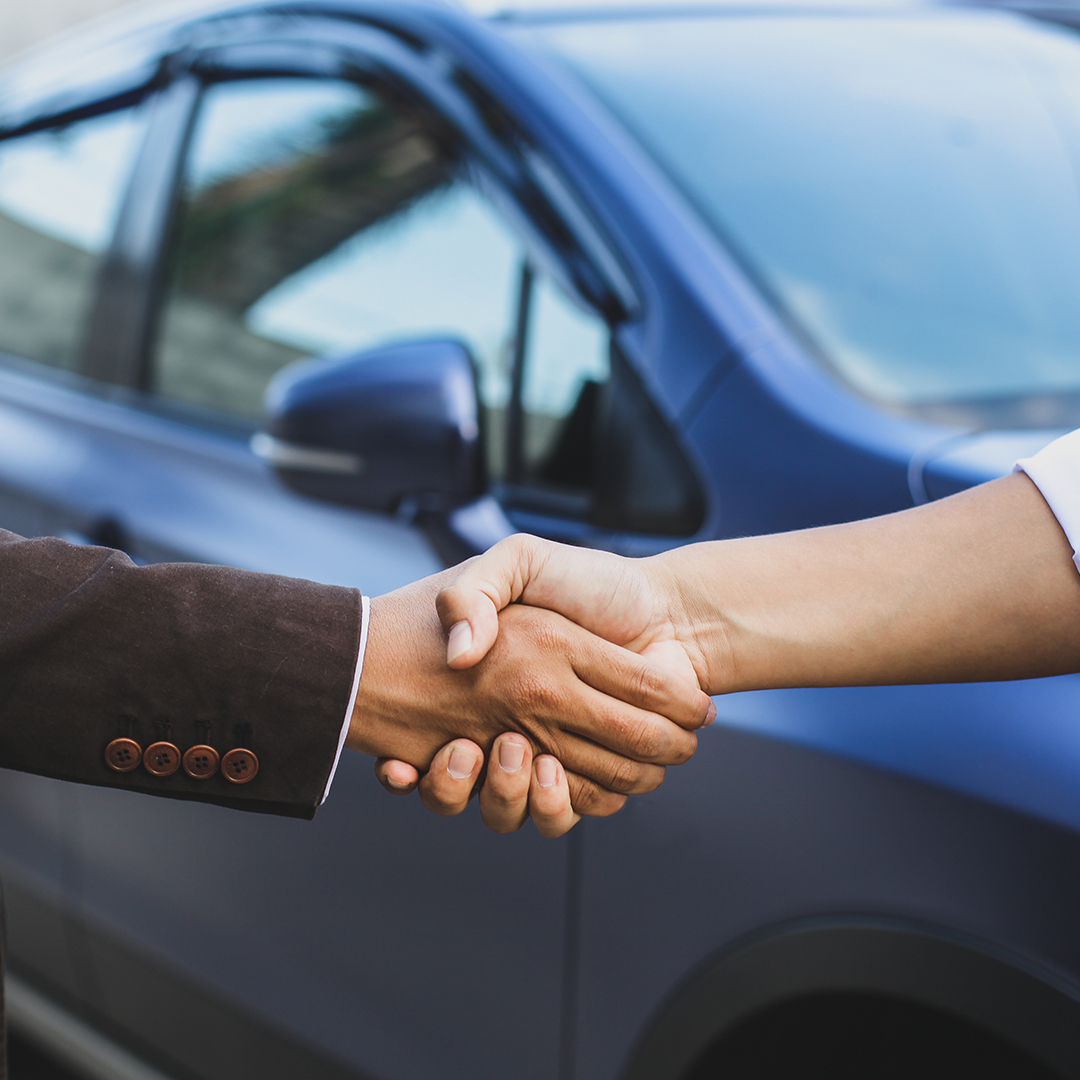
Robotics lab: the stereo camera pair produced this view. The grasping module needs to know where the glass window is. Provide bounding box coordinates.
[247,182,524,448]
[154,77,528,427]
[527,11,1080,426]
[0,106,145,370]
[518,272,609,491]
[155,75,640,519]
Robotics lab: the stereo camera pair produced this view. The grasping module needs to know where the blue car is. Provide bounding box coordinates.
[1,0,1079,1077]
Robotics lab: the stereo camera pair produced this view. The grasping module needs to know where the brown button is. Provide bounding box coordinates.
[143,741,181,777]
[182,744,219,779]
[104,738,142,773]
[221,748,259,784]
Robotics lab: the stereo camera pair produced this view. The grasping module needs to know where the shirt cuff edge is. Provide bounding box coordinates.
[319,593,370,806]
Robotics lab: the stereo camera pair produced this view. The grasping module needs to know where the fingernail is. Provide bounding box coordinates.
[536,757,558,788]
[498,738,526,774]
[704,700,717,727]
[447,621,473,664]
[447,746,477,780]
[386,775,411,790]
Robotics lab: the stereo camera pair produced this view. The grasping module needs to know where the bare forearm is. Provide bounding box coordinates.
[649,473,1080,694]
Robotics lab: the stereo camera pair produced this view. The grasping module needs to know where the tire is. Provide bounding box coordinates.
[684,992,1063,1080]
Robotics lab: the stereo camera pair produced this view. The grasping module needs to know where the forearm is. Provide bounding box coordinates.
[0,531,360,817]
[650,472,1080,694]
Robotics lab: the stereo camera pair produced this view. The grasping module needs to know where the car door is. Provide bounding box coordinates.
[44,46,574,1080]
[0,95,158,1016]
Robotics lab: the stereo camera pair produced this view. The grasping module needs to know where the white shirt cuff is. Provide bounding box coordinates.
[319,594,370,806]
[1015,429,1080,574]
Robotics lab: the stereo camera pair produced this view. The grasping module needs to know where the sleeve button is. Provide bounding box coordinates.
[143,742,181,777]
[182,745,220,779]
[105,738,142,773]
[221,748,259,784]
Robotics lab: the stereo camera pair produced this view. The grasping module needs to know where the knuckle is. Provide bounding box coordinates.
[487,820,524,835]
[534,820,570,840]
[418,778,465,817]
[484,783,527,813]
[506,534,532,560]
[672,732,698,765]
[567,777,604,815]
[631,663,664,702]
[420,793,464,817]
[607,755,648,794]
[570,777,625,818]
[603,710,664,761]
[637,764,667,794]
[435,588,462,621]
[628,719,664,760]
[587,790,627,818]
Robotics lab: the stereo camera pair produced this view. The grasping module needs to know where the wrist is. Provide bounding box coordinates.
[643,546,735,695]
[345,591,431,762]
[346,575,470,765]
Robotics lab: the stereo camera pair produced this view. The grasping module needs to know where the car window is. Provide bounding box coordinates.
[153,75,616,489]
[516,272,610,493]
[0,106,146,371]
[249,180,524,470]
[152,74,696,532]
[154,77,525,432]
[529,11,1080,427]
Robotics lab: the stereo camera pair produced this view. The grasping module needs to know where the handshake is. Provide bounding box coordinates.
[345,470,1080,836]
[347,535,715,838]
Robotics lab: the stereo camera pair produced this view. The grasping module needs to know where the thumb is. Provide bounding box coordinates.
[439,597,499,670]
[436,536,548,669]
[640,639,716,728]
[640,639,700,692]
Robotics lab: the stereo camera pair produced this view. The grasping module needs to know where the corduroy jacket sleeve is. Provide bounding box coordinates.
[0,530,362,819]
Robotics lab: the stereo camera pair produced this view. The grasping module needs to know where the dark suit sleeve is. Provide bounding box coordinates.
[0,530,362,819]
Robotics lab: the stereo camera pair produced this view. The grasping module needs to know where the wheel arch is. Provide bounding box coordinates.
[619,917,1080,1080]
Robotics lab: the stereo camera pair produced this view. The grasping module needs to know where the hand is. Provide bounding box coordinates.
[349,569,713,814]
[374,631,706,836]
[437,535,702,676]
[373,539,712,837]
[380,734,583,839]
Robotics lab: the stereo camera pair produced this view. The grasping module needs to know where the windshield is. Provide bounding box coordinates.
[520,10,1080,427]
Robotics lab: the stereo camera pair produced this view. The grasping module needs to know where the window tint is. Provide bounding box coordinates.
[533,12,1080,426]
[508,276,703,536]
[155,76,592,480]
[155,77,512,422]
[249,181,524,472]
[519,273,609,489]
[0,107,145,370]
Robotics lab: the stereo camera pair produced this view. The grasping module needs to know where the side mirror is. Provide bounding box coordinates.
[253,339,485,514]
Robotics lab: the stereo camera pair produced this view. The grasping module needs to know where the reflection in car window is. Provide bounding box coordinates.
[531,12,1080,426]
[247,183,521,430]
[155,78,461,420]
[521,274,608,479]
[158,78,527,429]
[0,107,145,370]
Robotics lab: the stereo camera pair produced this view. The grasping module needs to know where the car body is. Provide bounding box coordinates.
[1,1,1080,1077]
